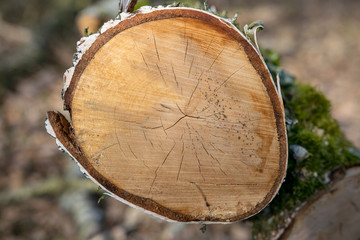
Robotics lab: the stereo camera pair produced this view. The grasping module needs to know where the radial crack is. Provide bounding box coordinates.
[209,142,225,153]
[177,154,184,181]
[188,76,201,105]
[171,64,179,87]
[165,115,187,130]
[165,104,204,131]
[152,31,160,61]
[160,117,168,136]
[113,108,127,159]
[190,182,210,209]
[127,143,138,159]
[202,36,215,59]
[184,39,189,64]
[160,103,171,110]
[143,130,148,141]
[149,143,176,194]
[156,63,166,85]
[149,139,154,148]
[194,145,205,181]
[208,47,224,70]
[188,57,195,78]
[213,66,244,93]
[133,40,149,69]
[200,142,227,176]
[141,125,162,130]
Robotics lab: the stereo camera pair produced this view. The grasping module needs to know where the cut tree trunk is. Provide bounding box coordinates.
[279,167,360,240]
[46,7,287,222]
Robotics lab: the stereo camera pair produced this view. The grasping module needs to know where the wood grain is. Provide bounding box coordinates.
[50,8,287,222]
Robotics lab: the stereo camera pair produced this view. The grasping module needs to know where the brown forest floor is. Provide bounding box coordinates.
[0,0,359,239]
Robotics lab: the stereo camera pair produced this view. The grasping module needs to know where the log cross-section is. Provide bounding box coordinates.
[47,7,287,222]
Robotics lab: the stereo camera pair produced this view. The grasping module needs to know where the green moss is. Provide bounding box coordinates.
[250,49,360,240]
[133,0,151,11]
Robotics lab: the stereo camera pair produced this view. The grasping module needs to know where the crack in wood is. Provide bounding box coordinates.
[185,121,191,132]
[140,51,149,69]
[92,143,118,164]
[153,107,168,113]
[149,139,154,148]
[190,182,211,211]
[115,130,127,158]
[176,136,185,182]
[194,144,205,181]
[171,64,179,87]
[202,36,215,59]
[132,39,149,69]
[177,154,184,182]
[160,103,172,110]
[188,73,201,106]
[164,104,205,131]
[114,107,128,160]
[184,39,189,64]
[152,31,160,61]
[191,127,205,141]
[185,121,205,181]
[98,143,118,153]
[127,143,138,159]
[156,63,166,86]
[209,142,225,153]
[200,142,227,176]
[160,117,168,136]
[188,57,195,78]
[197,67,245,115]
[149,143,176,195]
[208,47,224,71]
[213,66,244,93]
[188,125,227,176]
[142,130,148,141]
[141,125,162,130]
[165,115,187,131]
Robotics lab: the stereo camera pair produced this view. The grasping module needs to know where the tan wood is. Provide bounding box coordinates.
[48,8,287,222]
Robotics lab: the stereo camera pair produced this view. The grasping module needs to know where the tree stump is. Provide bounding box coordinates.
[46,7,287,222]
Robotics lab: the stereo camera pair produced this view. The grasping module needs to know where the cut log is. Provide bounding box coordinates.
[279,167,360,240]
[47,7,287,222]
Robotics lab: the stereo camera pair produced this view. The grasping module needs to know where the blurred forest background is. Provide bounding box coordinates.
[0,0,359,239]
